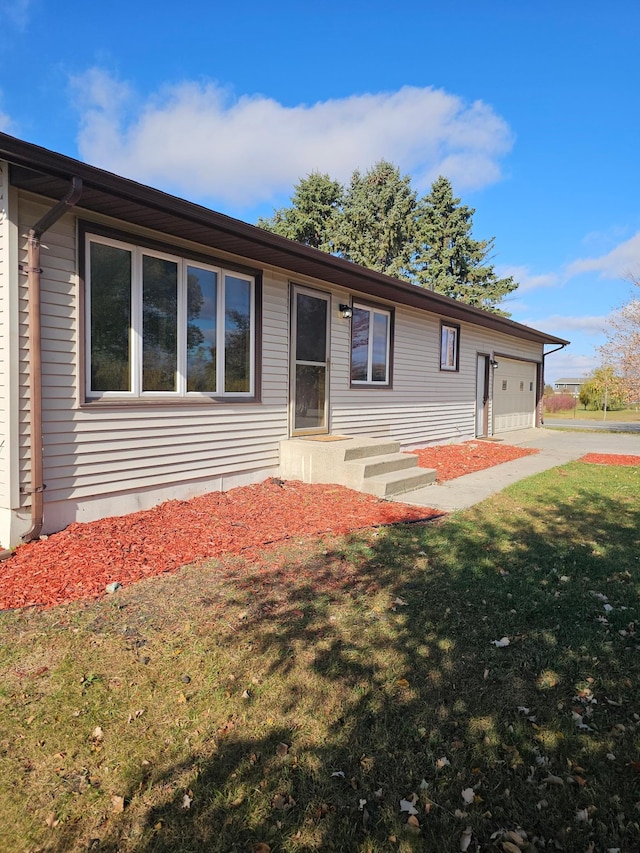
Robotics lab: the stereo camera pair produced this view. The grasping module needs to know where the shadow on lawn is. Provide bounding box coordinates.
[52,468,640,853]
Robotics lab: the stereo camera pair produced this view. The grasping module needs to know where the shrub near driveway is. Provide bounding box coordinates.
[0,461,639,852]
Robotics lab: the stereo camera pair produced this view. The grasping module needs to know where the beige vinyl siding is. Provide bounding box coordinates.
[16,194,290,530]
[330,301,542,446]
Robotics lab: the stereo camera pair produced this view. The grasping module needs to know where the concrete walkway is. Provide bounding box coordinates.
[394,427,640,512]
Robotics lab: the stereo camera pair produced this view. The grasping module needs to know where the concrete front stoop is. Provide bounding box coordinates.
[279,436,436,498]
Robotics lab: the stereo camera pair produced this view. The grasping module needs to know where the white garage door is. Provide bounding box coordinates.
[493,358,537,432]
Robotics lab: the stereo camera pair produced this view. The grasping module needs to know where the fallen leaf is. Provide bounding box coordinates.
[394,597,409,606]
[460,826,473,851]
[331,770,345,778]
[502,843,521,853]
[407,814,420,827]
[252,845,271,853]
[276,742,289,757]
[576,807,590,822]
[461,787,475,805]
[400,799,419,815]
[491,637,510,647]
[182,794,192,809]
[111,795,125,814]
[436,756,450,769]
[396,678,410,689]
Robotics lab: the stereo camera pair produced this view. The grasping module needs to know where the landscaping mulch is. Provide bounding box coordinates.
[0,440,541,612]
[411,439,539,480]
[580,452,640,467]
[0,481,437,611]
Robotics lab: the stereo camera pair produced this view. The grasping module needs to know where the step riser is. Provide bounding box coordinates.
[362,470,437,497]
[279,436,435,497]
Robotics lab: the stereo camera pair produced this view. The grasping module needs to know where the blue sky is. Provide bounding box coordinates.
[1,0,638,382]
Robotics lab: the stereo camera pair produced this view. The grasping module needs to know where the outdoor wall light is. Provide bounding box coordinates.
[339,304,353,319]
[490,359,499,369]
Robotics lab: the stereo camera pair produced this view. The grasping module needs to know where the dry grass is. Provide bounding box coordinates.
[1,461,639,852]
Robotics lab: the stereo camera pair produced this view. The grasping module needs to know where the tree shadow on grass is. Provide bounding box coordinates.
[50,466,640,852]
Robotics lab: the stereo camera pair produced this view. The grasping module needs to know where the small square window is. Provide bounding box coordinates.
[502,380,508,391]
[529,381,534,392]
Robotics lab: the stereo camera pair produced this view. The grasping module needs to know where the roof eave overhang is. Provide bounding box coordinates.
[1,132,569,348]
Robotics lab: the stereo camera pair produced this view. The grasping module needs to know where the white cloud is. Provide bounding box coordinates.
[527,314,611,337]
[500,264,559,293]
[544,350,599,384]
[566,231,640,281]
[0,0,32,30]
[70,70,514,208]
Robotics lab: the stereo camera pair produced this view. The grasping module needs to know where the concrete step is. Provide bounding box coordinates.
[347,452,419,479]
[343,438,401,461]
[362,467,437,498]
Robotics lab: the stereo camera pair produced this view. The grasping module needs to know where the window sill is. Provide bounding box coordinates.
[80,396,260,408]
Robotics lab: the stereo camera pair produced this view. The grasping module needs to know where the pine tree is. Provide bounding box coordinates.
[257,167,519,315]
[256,172,343,251]
[414,176,517,314]
[335,161,417,279]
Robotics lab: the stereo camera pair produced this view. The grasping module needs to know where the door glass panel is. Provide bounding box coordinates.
[142,255,178,391]
[296,293,327,363]
[294,365,326,431]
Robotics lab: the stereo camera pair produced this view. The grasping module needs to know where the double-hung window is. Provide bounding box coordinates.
[350,302,392,385]
[440,322,460,372]
[85,232,256,399]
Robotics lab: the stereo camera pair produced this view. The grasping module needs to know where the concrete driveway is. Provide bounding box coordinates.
[395,427,640,512]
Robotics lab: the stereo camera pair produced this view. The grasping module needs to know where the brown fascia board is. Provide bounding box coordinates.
[0,131,568,347]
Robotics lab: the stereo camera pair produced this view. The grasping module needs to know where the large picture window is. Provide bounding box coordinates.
[440,322,460,372]
[86,233,255,399]
[350,302,392,385]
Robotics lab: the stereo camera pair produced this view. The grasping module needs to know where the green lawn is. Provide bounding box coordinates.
[545,406,640,422]
[1,462,639,852]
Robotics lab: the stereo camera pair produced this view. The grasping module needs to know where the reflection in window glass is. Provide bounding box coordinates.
[372,312,389,382]
[187,266,217,392]
[440,324,459,370]
[350,306,369,382]
[350,304,390,384]
[143,255,178,391]
[294,364,326,431]
[90,242,132,391]
[225,275,251,393]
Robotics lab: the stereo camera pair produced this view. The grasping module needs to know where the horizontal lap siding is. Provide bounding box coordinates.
[16,195,290,515]
[331,302,542,446]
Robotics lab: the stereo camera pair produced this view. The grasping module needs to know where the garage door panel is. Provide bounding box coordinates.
[493,359,536,432]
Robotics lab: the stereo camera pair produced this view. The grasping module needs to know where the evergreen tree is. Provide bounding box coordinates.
[256,172,343,251]
[414,176,517,314]
[257,167,519,315]
[335,161,417,278]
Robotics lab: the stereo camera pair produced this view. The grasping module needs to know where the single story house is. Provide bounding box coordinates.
[0,132,568,548]
[554,377,585,396]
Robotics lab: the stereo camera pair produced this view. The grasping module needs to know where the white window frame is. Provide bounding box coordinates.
[350,301,392,386]
[85,233,255,400]
[440,323,460,372]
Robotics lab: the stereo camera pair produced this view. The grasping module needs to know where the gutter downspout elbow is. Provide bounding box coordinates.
[540,342,568,427]
[22,177,83,543]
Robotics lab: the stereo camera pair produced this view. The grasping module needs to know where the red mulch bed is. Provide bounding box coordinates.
[0,481,438,611]
[411,440,539,481]
[580,453,640,467]
[0,441,540,612]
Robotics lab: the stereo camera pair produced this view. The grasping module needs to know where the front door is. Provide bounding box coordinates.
[476,354,490,436]
[291,285,330,435]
